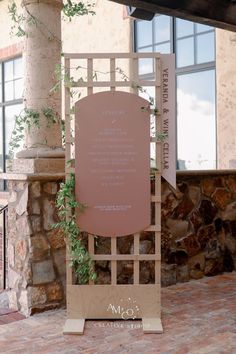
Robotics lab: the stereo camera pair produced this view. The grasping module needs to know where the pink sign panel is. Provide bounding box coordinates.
[75,91,150,237]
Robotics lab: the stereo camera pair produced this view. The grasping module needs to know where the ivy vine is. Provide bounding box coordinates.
[8,0,95,38]
[53,173,96,284]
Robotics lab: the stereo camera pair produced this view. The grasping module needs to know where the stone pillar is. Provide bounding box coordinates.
[216,29,236,169]
[5,0,66,315]
[17,0,64,158]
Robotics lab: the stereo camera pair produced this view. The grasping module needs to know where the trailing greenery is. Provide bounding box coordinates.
[63,1,95,21]
[9,107,62,159]
[9,108,40,159]
[8,0,95,38]
[53,173,96,284]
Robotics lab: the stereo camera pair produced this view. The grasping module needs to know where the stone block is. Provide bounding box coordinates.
[30,234,50,261]
[30,216,42,233]
[15,239,28,261]
[16,186,28,216]
[166,219,188,239]
[8,243,15,268]
[53,249,66,277]
[16,216,32,237]
[19,290,30,316]
[28,286,47,306]
[221,201,236,221]
[47,228,65,249]
[161,263,176,287]
[43,182,58,195]
[30,200,41,215]
[12,158,65,174]
[177,264,190,283]
[32,260,55,285]
[198,199,217,225]
[8,268,22,289]
[43,199,57,231]
[212,188,231,210]
[8,290,18,311]
[30,181,41,198]
[46,281,63,302]
[172,197,194,219]
[188,186,201,205]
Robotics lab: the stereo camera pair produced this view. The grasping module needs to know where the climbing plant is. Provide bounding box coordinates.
[53,173,96,284]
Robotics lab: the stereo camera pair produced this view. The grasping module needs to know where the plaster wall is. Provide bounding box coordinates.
[216,29,236,169]
[0,0,22,50]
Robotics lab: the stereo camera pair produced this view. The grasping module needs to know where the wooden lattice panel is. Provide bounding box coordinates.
[63,53,163,334]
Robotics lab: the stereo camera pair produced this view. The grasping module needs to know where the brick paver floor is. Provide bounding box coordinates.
[0,272,236,354]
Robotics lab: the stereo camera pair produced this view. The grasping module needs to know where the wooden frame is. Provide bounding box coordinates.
[63,53,163,334]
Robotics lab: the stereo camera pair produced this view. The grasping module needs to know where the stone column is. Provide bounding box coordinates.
[17,0,64,158]
[216,29,236,169]
[5,0,66,316]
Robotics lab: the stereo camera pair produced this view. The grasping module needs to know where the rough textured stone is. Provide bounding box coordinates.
[8,290,18,311]
[201,177,223,197]
[30,216,42,233]
[117,236,133,254]
[53,249,66,277]
[189,211,203,232]
[198,199,217,225]
[30,235,50,261]
[177,265,190,283]
[16,216,32,237]
[205,258,224,276]
[47,229,65,250]
[177,234,200,257]
[172,197,194,219]
[28,286,47,306]
[188,186,201,205]
[46,282,63,302]
[16,186,28,216]
[19,290,30,316]
[226,175,236,197]
[166,219,188,239]
[221,201,236,221]
[15,239,28,261]
[8,269,22,289]
[161,263,176,287]
[30,182,41,198]
[139,240,152,254]
[197,225,216,249]
[32,260,56,285]
[43,182,58,195]
[30,200,41,215]
[212,188,231,210]
[43,199,57,231]
[162,193,179,217]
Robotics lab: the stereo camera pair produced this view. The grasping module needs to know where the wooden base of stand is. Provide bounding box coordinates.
[63,319,85,335]
[63,317,163,335]
[142,318,163,333]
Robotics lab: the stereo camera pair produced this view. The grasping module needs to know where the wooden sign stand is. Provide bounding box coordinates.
[63,53,163,334]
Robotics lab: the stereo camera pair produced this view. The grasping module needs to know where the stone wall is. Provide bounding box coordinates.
[93,171,236,287]
[161,171,236,286]
[7,179,65,315]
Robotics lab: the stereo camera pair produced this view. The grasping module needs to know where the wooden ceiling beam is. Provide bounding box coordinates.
[110,0,236,32]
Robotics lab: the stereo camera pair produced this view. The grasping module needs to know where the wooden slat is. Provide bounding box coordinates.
[145,225,161,232]
[88,234,95,285]
[64,52,162,59]
[87,58,93,96]
[67,254,161,261]
[133,233,140,284]
[111,237,117,285]
[110,58,116,91]
[155,57,162,286]
[71,80,160,88]
[64,57,73,286]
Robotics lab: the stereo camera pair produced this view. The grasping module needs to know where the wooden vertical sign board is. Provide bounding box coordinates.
[63,53,171,335]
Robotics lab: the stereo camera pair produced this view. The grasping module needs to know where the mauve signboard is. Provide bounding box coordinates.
[75,91,150,237]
